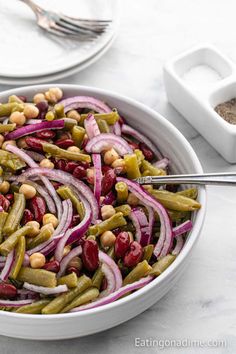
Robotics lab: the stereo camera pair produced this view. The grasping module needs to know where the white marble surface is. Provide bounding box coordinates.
[0,0,236,353]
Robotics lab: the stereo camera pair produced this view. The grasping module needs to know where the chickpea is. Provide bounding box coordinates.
[9,111,26,126]
[17,137,27,149]
[19,184,36,199]
[23,104,39,119]
[127,192,139,206]
[30,252,46,269]
[40,223,54,236]
[68,256,82,270]
[42,213,59,228]
[45,87,63,103]
[101,205,116,220]
[86,235,96,241]
[104,148,119,165]
[63,245,71,257]
[86,168,95,184]
[39,158,54,169]
[0,134,4,148]
[33,93,46,104]
[2,140,16,150]
[67,146,81,153]
[67,110,81,122]
[100,231,116,248]
[0,181,10,194]
[26,221,40,237]
[111,158,126,172]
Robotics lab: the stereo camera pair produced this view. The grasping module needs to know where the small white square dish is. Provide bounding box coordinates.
[164,44,236,163]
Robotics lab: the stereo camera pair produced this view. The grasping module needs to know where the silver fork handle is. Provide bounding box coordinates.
[135,172,236,186]
[19,0,42,14]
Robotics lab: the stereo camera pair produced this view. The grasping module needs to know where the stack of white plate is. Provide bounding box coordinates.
[0,0,118,85]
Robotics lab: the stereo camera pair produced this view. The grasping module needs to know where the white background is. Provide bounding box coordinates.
[0,0,236,353]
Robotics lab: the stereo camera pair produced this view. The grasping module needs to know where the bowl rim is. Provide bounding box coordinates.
[0,84,207,320]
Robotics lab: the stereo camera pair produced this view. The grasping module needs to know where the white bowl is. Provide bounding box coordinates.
[0,84,206,340]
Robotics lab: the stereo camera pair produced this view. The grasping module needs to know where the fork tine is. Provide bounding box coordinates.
[48,23,96,41]
[63,15,112,24]
[58,17,105,35]
[58,14,109,32]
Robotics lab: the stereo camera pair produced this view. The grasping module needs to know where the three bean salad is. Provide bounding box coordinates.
[0,88,201,314]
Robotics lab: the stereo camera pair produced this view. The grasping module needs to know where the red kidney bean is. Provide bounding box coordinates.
[66,266,80,277]
[114,232,130,258]
[128,141,139,151]
[54,159,67,171]
[0,283,17,299]
[43,260,60,273]
[55,138,74,149]
[81,136,88,150]
[166,184,178,193]
[21,209,34,225]
[5,194,14,203]
[119,115,125,125]
[71,214,81,227]
[36,100,48,112]
[65,161,79,173]
[29,196,46,223]
[82,239,99,272]
[73,165,86,179]
[0,195,10,211]
[101,191,116,206]
[51,182,62,190]
[101,169,116,195]
[139,143,154,162]
[123,241,143,268]
[25,137,44,152]
[17,95,27,102]
[102,165,112,174]
[35,130,56,139]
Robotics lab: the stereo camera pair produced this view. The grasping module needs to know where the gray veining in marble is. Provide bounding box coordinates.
[0,0,236,353]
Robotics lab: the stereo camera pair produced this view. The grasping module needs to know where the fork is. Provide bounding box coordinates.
[19,0,112,40]
[135,172,236,186]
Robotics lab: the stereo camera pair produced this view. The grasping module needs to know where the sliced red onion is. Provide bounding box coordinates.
[5,119,64,140]
[23,283,68,295]
[153,158,169,170]
[54,199,71,236]
[22,149,44,162]
[85,133,133,156]
[26,119,43,125]
[57,245,82,278]
[6,145,61,217]
[172,235,184,256]
[25,180,56,214]
[99,263,116,298]
[23,253,30,267]
[55,197,92,262]
[27,238,55,256]
[92,154,102,204]
[0,299,34,307]
[129,208,150,246]
[101,191,116,206]
[16,167,98,222]
[117,177,173,259]
[84,113,100,139]
[0,207,4,213]
[121,124,162,159]
[70,276,153,312]
[17,289,39,300]
[146,206,154,244]
[99,251,122,291]
[59,96,111,114]
[113,121,121,136]
[0,256,6,262]
[0,250,14,281]
[173,220,193,238]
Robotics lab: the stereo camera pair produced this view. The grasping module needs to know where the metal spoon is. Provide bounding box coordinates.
[135,172,236,186]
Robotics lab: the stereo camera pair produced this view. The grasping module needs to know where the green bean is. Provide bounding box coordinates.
[124,154,141,179]
[0,151,26,171]
[177,188,198,199]
[57,272,77,288]
[92,266,104,289]
[54,104,65,118]
[0,211,8,244]
[80,110,119,126]
[26,226,53,250]
[0,124,16,133]
[97,119,110,133]
[89,212,127,236]
[71,126,85,148]
[42,142,91,163]
[10,236,25,279]
[61,287,99,313]
[42,275,92,314]
[123,260,152,286]
[0,103,20,117]
[0,225,31,256]
[45,111,55,121]
[15,299,50,314]
[142,245,154,262]
[151,190,201,211]
[3,193,25,236]
[167,210,191,222]
[107,246,115,259]
[115,182,128,203]
[115,204,131,217]
[57,185,84,219]
[17,267,57,288]
[134,149,145,166]
[141,160,166,176]
[149,254,176,276]
[119,222,135,234]
[63,118,78,131]
[8,95,24,104]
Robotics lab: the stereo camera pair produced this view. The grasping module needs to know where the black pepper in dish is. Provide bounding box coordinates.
[215,98,236,125]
